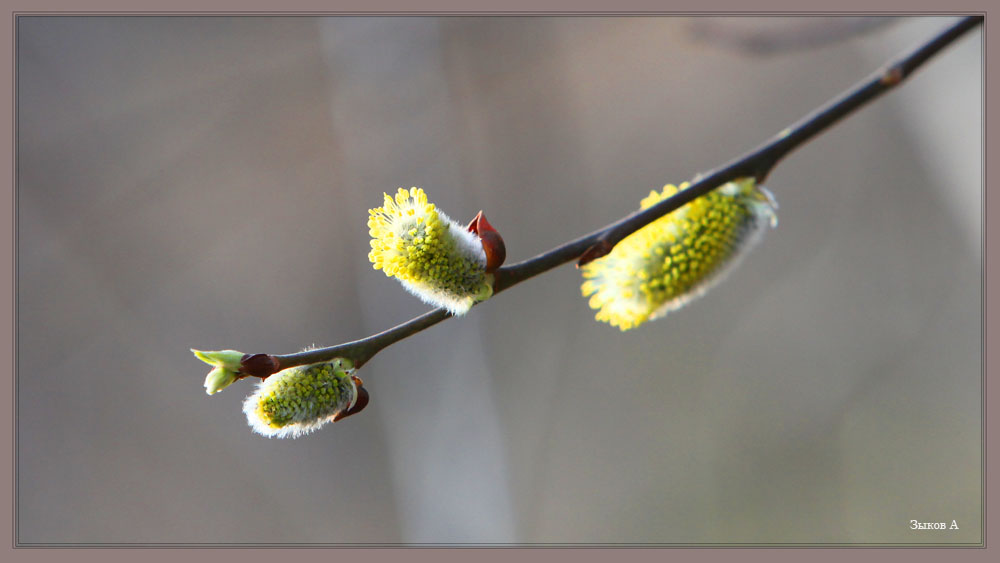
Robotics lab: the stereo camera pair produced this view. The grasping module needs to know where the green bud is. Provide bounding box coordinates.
[192,348,245,395]
[203,366,239,395]
[191,348,244,370]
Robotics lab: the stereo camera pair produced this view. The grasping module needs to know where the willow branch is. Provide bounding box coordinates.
[236,15,981,379]
[575,14,982,266]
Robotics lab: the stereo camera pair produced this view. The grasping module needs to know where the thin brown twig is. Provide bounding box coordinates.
[234,15,982,380]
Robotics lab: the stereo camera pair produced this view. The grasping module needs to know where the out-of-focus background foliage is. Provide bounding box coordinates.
[16,16,981,544]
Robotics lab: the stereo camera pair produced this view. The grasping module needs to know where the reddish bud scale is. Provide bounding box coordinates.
[334,375,370,422]
[467,210,507,273]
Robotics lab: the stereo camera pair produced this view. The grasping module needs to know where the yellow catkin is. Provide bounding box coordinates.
[580,179,777,331]
[368,187,493,314]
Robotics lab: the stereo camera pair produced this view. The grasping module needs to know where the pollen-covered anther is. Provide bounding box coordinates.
[580,178,777,331]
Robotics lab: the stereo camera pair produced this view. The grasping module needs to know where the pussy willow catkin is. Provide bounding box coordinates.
[580,179,777,331]
[368,187,494,315]
[243,358,365,438]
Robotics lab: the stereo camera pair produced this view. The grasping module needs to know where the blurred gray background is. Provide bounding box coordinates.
[16,16,981,544]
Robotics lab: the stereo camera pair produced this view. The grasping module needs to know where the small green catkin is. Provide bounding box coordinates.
[243,358,360,438]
